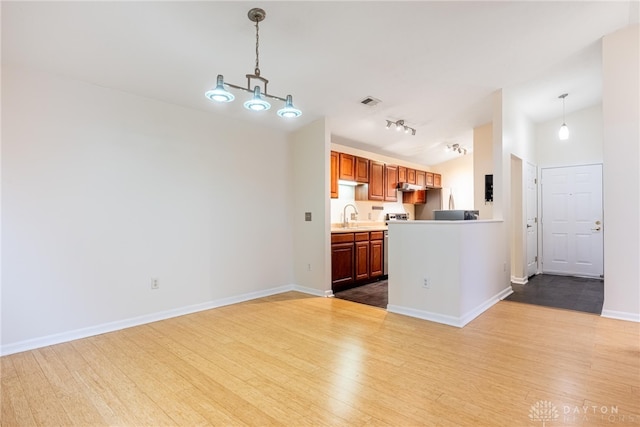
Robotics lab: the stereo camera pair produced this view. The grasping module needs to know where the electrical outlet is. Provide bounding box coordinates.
[151,278,159,289]
[423,277,430,289]
[368,213,372,220]
[307,263,312,271]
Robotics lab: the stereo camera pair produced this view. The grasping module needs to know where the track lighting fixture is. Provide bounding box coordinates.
[205,8,301,118]
[446,143,467,155]
[385,119,416,136]
[558,93,569,140]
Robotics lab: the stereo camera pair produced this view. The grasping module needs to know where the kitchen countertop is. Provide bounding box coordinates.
[331,222,388,233]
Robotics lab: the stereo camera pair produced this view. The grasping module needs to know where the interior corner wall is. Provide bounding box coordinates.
[1,66,295,350]
[473,123,493,219]
[601,24,640,321]
[497,88,536,286]
[433,154,474,210]
[290,118,331,294]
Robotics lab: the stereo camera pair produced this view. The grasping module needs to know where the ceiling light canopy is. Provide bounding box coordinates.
[205,8,301,118]
[558,93,569,140]
[385,119,416,136]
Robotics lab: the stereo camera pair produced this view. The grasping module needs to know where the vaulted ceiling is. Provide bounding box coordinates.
[2,1,636,165]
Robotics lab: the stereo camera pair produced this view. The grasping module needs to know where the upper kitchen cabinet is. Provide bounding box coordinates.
[338,153,356,181]
[434,173,442,188]
[416,170,426,187]
[384,164,398,202]
[355,157,369,183]
[398,166,407,183]
[330,151,339,198]
[368,161,385,201]
[407,168,417,184]
[426,172,434,187]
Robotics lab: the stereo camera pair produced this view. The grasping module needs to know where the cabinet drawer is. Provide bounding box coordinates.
[354,232,369,242]
[370,231,384,241]
[332,233,354,243]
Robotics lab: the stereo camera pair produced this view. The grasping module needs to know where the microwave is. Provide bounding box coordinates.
[433,210,479,220]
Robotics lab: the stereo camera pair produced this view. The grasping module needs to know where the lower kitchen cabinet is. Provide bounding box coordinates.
[331,240,355,289]
[369,231,384,278]
[331,231,385,292]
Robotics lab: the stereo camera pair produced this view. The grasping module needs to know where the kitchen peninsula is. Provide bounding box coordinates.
[386,219,512,327]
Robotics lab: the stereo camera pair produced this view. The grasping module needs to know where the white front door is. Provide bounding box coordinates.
[526,163,538,277]
[541,164,603,277]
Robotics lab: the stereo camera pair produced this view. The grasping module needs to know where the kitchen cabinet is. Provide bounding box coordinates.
[331,230,385,291]
[354,233,370,281]
[403,190,427,204]
[331,233,355,289]
[426,172,434,187]
[330,151,339,198]
[407,168,417,184]
[416,170,426,187]
[339,153,356,181]
[398,166,407,183]
[384,165,398,202]
[368,161,385,201]
[355,157,369,183]
[369,231,384,278]
[434,173,442,188]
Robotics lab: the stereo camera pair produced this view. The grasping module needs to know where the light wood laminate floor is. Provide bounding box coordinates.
[2,292,639,426]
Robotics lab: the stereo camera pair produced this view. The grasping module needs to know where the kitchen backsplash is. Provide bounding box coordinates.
[330,184,415,224]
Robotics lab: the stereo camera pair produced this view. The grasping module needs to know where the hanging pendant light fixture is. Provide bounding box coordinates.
[558,93,569,140]
[205,8,301,118]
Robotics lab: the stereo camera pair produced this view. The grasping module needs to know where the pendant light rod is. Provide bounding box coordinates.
[558,93,569,140]
[204,8,301,117]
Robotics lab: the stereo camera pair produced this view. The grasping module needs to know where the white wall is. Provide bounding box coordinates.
[291,119,331,295]
[473,123,493,220]
[601,25,640,321]
[433,154,474,211]
[1,66,296,350]
[536,104,603,168]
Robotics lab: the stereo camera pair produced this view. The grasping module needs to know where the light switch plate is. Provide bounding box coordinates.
[305,212,312,221]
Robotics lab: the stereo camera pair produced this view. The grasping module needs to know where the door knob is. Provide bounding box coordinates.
[591,226,601,231]
[526,224,532,228]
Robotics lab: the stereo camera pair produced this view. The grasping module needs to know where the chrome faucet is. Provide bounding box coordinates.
[343,204,359,228]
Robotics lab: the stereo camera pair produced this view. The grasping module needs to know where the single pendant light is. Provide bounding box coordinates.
[558,93,569,140]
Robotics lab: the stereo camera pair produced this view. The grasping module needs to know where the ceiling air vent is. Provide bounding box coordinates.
[360,96,382,107]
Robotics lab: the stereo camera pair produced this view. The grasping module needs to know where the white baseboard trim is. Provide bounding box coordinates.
[601,309,640,323]
[1,284,330,356]
[387,286,514,328]
[511,276,528,285]
[386,305,462,327]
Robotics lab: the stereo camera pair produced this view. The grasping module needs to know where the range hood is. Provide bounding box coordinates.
[398,182,424,192]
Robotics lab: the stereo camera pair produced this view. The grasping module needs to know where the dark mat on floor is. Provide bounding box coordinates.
[505,274,604,314]
[335,280,388,309]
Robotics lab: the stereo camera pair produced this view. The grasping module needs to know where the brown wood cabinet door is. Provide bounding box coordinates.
[355,157,369,183]
[426,172,434,187]
[407,168,417,184]
[398,166,407,183]
[370,239,384,278]
[330,151,339,198]
[416,170,426,187]
[354,241,369,281]
[402,190,426,204]
[331,242,354,289]
[368,161,385,201]
[434,173,442,188]
[339,153,356,181]
[384,165,398,202]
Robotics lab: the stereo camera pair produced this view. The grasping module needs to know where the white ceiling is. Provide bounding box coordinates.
[2,1,636,166]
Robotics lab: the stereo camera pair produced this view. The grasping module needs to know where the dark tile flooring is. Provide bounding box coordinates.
[506,274,604,314]
[335,274,604,315]
[334,280,388,309]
